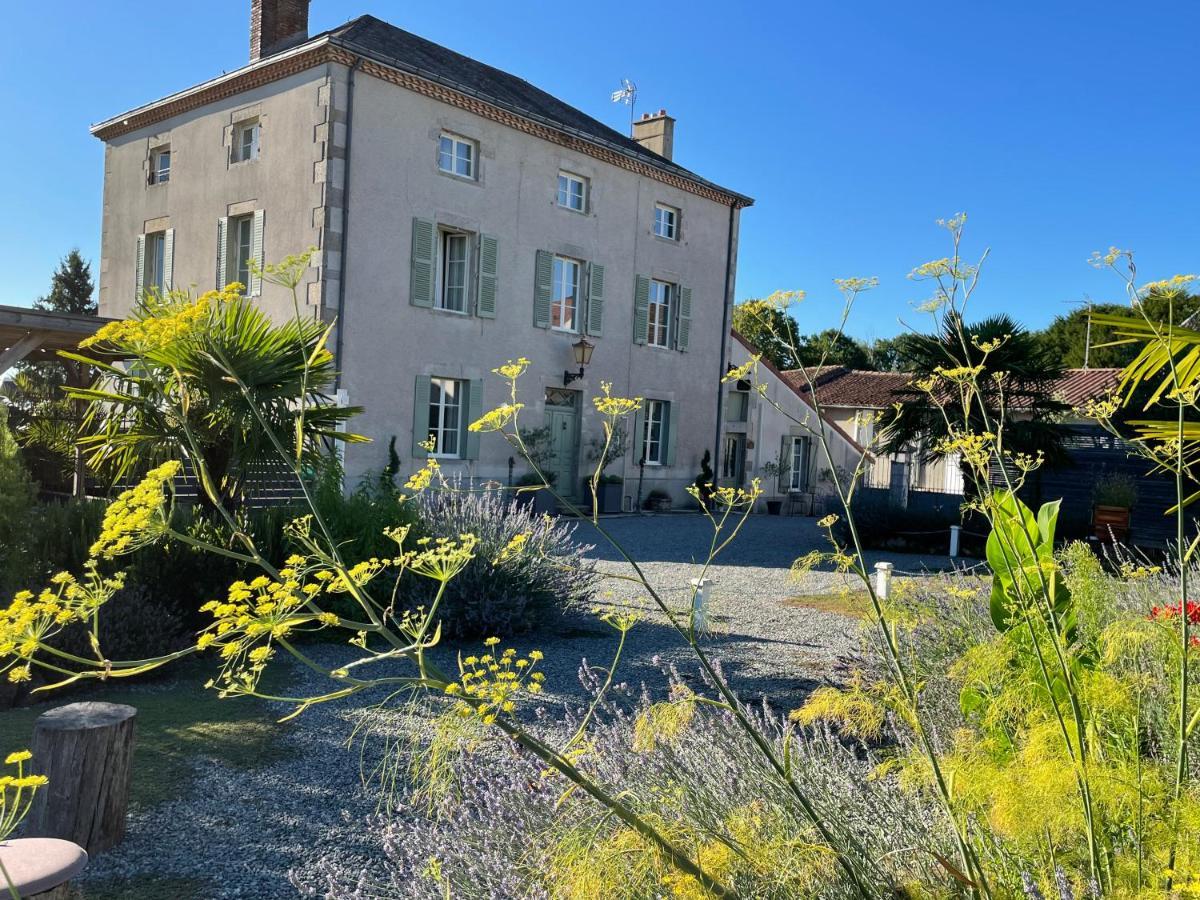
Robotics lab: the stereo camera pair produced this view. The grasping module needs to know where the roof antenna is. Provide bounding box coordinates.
[1063,295,1094,369]
[610,79,637,133]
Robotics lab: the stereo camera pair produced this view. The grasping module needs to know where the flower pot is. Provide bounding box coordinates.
[646,496,672,512]
[515,486,558,515]
[585,479,623,515]
[766,499,783,515]
[1093,504,1130,542]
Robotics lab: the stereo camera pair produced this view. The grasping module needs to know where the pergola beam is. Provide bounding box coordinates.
[0,333,45,372]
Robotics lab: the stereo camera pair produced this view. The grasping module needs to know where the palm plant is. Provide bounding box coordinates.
[65,283,364,507]
[882,312,1069,494]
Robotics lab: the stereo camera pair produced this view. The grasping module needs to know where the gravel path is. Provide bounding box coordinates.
[72,514,966,898]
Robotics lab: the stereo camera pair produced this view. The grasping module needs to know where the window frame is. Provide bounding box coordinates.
[144,231,166,293]
[789,436,810,491]
[647,279,673,347]
[556,171,587,213]
[653,203,678,240]
[435,229,471,314]
[233,119,260,163]
[551,255,581,333]
[427,376,465,458]
[228,214,254,289]
[150,147,171,185]
[642,399,667,466]
[437,133,477,180]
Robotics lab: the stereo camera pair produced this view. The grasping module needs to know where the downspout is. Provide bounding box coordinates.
[333,57,361,389]
[712,201,736,485]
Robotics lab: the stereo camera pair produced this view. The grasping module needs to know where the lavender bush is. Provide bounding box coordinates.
[403,486,598,638]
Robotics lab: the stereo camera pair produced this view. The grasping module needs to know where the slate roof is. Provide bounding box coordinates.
[780,365,1122,411]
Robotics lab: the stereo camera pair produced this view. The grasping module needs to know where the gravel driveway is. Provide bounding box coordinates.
[73,514,964,898]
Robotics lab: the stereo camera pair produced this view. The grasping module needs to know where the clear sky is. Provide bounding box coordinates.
[2,1,1196,341]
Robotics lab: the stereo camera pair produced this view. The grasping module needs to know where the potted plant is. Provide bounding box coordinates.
[515,470,558,514]
[693,449,716,511]
[760,450,791,515]
[584,422,628,514]
[644,488,672,512]
[1093,472,1137,542]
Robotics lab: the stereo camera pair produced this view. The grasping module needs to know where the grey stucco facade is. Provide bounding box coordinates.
[93,19,749,508]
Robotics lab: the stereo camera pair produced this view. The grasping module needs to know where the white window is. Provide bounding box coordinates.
[789,436,810,491]
[437,231,470,313]
[427,377,464,457]
[648,280,673,347]
[722,434,744,481]
[438,133,476,179]
[551,256,580,332]
[234,119,260,162]
[145,232,166,293]
[229,214,254,288]
[150,147,171,184]
[642,399,668,465]
[653,204,678,240]
[557,172,586,212]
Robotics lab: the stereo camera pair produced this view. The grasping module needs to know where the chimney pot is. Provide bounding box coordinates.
[251,0,310,62]
[631,108,676,161]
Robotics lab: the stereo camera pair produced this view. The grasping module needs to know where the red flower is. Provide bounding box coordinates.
[1149,600,1200,624]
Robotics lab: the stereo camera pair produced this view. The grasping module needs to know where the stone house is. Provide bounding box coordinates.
[92,1,752,508]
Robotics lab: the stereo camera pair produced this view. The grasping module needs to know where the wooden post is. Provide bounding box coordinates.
[27,702,137,855]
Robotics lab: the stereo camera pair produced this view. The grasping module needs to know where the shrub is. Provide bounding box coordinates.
[404,486,597,637]
[0,406,36,594]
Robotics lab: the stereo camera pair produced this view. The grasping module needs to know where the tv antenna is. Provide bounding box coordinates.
[611,78,637,131]
[1064,296,1095,369]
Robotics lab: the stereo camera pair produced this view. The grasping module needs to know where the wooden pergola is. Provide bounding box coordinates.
[0,304,113,372]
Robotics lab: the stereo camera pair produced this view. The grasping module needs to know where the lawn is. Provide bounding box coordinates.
[783,589,871,618]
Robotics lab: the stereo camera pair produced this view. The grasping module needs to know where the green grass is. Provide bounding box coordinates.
[783,590,870,618]
[1,659,296,810]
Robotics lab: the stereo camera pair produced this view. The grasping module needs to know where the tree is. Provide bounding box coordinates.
[866,336,906,372]
[1036,291,1200,369]
[794,329,872,369]
[882,313,1069,494]
[34,249,96,315]
[731,300,801,370]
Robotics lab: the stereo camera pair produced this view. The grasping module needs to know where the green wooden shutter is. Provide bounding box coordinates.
[586,262,605,336]
[633,275,650,344]
[413,374,432,457]
[215,218,228,289]
[249,210,265,296]
[533,250,553,327]
[632,404,645,464]
[410,218,435,308]
[162,229,175,291]
[134,235,146,301]
[675,285,692,351]
[464,378,483,458]
[664,401,679,466]
[779,434,791,492]
[477,234,499,318]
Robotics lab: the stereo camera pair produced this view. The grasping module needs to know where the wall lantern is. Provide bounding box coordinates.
[563,337,595,385]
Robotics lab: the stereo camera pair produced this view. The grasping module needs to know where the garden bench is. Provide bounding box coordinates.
[0,837,87,898]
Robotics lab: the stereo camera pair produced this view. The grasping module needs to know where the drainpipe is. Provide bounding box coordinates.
[332,57,361,389]
[712,201,736,485]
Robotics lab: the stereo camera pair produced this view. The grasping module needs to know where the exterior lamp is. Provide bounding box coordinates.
[563,337,594,385]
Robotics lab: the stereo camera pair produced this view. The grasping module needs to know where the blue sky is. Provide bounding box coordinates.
[2,1,1196,340]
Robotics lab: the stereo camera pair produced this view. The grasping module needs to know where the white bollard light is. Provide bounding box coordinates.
[874,561,894,601]
[689,577,716,635]
[949,525,961,558]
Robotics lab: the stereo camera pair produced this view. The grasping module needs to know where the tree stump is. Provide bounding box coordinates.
[26,702,137,855]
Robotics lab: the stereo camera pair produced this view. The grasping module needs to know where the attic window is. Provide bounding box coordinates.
[149,146,171,185]
[438,133,475,179]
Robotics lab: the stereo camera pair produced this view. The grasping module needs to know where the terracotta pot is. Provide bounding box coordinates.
[1093,504,1130,542]
[766,499,783,515]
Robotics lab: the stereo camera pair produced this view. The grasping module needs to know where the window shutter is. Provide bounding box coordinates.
[134,235,146,301]
[215,217,228,289]
[632,404,645,464]
[665,401,679,466]
[633,275,650,344]
[249,210,265,296]
[533,250,553,327]
[464,378,483,459]
[779,434,791,493]
[675,286,692,351]
[477,234,499,319]
[162,229,175,291]
[412,374,432,457]
[409,218,435,308]
[586,262,605,336]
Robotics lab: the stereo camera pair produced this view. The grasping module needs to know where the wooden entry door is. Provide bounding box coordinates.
[544,388,580,498]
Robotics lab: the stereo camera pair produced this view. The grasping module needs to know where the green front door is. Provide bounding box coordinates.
[544,388,580,498]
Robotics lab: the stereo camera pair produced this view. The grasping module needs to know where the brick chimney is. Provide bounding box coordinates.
[632,109,675,161]
[250,0,310,62]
